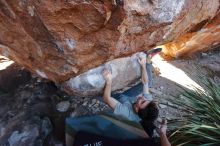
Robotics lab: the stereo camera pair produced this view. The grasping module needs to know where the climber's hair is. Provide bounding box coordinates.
[138,101,159,137]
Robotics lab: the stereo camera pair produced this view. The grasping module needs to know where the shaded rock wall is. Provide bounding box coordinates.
[0,0,219,84]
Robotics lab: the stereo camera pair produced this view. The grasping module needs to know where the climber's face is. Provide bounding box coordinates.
[134,96,150,113]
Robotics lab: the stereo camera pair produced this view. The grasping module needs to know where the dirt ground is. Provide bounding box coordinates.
[0,48,219,145]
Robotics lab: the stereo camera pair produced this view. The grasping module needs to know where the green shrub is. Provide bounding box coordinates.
[168,78,220,146]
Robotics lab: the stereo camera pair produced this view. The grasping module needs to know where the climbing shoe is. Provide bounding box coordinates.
[146,48,162,58]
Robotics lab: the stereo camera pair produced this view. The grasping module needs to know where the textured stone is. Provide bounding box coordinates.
[62,52,145,96]
[0,0,219,86]
[200,50,220,76]
[41,117,53,138]
[162,2,220,58]
[159,104,167,109]
[56,101,70,112]
[8,126,39,146]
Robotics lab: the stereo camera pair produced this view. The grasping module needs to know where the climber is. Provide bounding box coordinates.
[102,49,171,146]
[102,56,158,126]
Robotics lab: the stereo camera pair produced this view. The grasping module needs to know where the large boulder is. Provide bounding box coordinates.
[62,52,145,97]
[0,0,219,95]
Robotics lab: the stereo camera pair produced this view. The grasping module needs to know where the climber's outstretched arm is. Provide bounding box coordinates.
[138,57,150,94]
[102,69,118,109]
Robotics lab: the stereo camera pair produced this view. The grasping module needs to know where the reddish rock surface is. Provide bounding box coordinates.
[163,11,220,58]
[0,0,219,85]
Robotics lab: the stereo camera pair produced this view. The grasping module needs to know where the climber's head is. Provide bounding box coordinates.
[134,97,159,137]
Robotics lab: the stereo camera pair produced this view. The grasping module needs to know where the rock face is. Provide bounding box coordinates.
[0,0,219,95]
[63,52,145,97]
[0,0,219,80]
[200,49,220,77]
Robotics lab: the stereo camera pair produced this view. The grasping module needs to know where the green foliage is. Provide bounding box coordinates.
[168,77,220,146]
